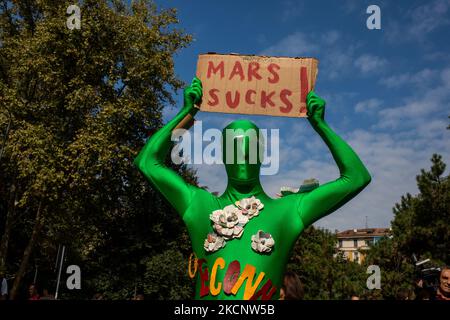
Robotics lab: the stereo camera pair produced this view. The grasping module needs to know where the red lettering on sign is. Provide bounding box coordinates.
[229,61,245,81]
[279,89,293,113]
[267,63,280,84]
[249,279,277,301]
[226,91,240,109]
[207,61,224,79]
[198,258,210,297]
[208,89,220,106]
[248,62,262,81]
[223,260,241,295]
[261,90,275,108]
[300,66,309,112]
[245,90,256,104]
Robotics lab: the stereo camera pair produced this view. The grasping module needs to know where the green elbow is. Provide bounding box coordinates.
[360,169,372,188]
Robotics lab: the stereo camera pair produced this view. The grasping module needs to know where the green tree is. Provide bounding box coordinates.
[364,154,449,299]
[363,237,414,300]
[391,154,449,265]
[0,0,194,299]
[142,246,194,300]
[288,226,367,300]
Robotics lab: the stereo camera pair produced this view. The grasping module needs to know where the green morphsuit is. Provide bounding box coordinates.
[134,77,371,300]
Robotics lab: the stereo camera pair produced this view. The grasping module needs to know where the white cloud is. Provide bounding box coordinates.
[355,98,383,114]
[320,30,341,46]
[354,54,388,74]
[408,0,450,35]
[342,0,359,14]
[377,68,450,129]
[324,50,355,80]
[321,120,447,230]
[260,31,364,80]
[385,0,450,43]
[280,0,305,22]
[424,51,450,63]
[260,32,318,57]
[379,68,438,88]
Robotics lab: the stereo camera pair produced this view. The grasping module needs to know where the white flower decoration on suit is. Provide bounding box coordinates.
[204,197,266,253]
[203,232,226,252]
[210,205,244,239]
[251,230,275,254]
[235,196,264,219]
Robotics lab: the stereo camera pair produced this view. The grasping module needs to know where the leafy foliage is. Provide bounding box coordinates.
[363,154,449,299]
[0,0,194,299]
[288,226,367,300]
[391,154,449,265]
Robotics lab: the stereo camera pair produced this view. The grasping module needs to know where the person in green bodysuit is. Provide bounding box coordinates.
[134,77,371,300]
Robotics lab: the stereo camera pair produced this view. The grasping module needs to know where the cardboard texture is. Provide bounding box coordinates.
[196,53,318,118]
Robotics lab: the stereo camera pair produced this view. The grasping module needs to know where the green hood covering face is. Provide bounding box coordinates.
[222,120,263,185]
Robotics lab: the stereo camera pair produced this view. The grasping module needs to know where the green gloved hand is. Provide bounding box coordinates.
[306,91,326,126]
[183,76,203,116]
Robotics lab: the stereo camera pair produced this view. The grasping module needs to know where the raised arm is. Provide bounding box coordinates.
[134,78,203,216]
[298,91,371,227]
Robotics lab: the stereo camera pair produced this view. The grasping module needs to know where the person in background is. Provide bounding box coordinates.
[92,293,104,300]
[0,269,8,300]
[396,288,414,300]
[279,271,304,300]
[133,294,145,300]
[415,288,431,300]
[28,284,40,300]
[435,266,450,301]
[40,288,55,300]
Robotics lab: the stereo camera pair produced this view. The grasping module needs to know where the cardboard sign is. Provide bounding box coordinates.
[196,53,319,118]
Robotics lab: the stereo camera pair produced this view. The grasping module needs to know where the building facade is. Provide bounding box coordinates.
[336,228,391,264]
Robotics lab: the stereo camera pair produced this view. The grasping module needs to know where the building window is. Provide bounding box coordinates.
[339,240,343,248]
[354,239,358,248]
[367,239,374,246]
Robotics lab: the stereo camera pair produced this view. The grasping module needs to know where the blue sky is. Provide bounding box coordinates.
[156,0,450,231]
